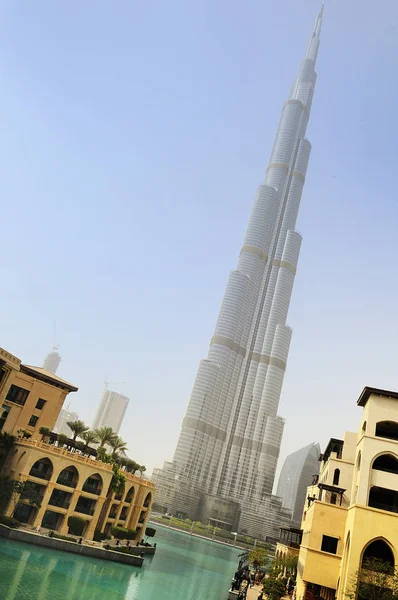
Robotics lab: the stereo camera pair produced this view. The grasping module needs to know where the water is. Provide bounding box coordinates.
[0,524,240,600]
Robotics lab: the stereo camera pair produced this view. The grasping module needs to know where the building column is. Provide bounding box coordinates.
[85,497,106,540]
[32,483,55,528]
[59,489,80,534]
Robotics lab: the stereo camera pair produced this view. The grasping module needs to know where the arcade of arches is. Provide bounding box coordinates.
[2,438,155,541]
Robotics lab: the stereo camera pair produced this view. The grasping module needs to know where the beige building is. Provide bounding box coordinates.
[0,347,78,438]
[0,345,154,542]
[296,387,398,600]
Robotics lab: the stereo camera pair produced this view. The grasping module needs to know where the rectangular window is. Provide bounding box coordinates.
[321,535,338,554]
[6,385,30,406]
[35,399,46,410]
[28,415,39,427]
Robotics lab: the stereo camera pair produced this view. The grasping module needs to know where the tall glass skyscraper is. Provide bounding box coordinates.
[153,3,324,538]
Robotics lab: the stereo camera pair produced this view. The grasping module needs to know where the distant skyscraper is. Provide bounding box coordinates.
[276,442,320,525]
[43,347,61,374]
[153,4,325,538]
[92,387,129,433]
[54,405,79,437]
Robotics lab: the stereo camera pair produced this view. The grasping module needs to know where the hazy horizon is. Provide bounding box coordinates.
[2,0,398,486]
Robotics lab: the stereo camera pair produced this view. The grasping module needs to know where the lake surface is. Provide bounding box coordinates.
[0,525,240,600]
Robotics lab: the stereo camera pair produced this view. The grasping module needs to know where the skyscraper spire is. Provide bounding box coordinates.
[153,4,325,539]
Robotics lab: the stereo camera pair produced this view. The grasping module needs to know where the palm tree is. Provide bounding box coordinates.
[109,436,128,459]
[66,420,89,442]
[94,426,117,448]
[81,430,99,454]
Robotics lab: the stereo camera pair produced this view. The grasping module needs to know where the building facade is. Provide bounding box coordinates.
[296,387,398,600]
[92,388,129,434]
[0,347,78,439]
[153,3,325,538]
[2,437,154,541]
[0,345,154,542]
[276,442,320,526]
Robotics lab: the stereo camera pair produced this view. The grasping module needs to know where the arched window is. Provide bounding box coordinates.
[29,458,53,481]
[57,466,79,488]
[357,451,362,470]
[82,473,103,495]
[333,469,340,486]
[362,539,394,570]
[376,421,398,442]
[362,421,367,433]
[144,492,152,508]
[125,486,135,503]
[372,454,398,475]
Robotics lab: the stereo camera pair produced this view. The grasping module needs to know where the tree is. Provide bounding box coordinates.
[138,465,146,477]
[110,463,126,494]
[9,480,43,516]
[66,420,89,442]
[346,558,398,600]
[0,433,15,468]
[262,576,286,600]
[94,426,117,448]
[0,475,15,514]
[68,516,86,536]
[57,434,69,447]
[125,460,139,474]
[249,547,271,569]
[109,436,128,459]
[81,430,99,452]
[39,427,51,440]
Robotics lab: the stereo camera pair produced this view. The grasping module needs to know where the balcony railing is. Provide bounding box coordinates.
[56,476,77,488]
[49,497,70,509]
[75,505,95,516]
[29,469,52,481]
[82,484,101,495]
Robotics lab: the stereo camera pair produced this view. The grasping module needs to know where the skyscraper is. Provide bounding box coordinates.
[43,347,62,374]
[153,3,324,537]
[92,387,129,434]
[276,442,320,526]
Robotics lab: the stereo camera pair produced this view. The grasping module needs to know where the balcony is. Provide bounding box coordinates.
[75,504,95,516]
[57,476,77,488]
[48,497,70,509]
[82,483,101,496]
[29,468,52,481]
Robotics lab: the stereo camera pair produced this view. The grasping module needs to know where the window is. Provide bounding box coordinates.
[321,535,338,554]
[333,469,340,486]
[28,415,39,427]
[35,399,46,410]
[330,493,337,505]
[6,385,30,406]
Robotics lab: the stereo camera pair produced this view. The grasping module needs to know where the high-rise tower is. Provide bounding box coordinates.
[153,4,324,537]
[92,387,129,434]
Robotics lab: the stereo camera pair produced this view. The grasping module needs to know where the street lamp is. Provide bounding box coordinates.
[232,532,238,546]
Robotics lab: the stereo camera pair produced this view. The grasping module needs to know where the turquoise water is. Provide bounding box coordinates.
[0,525,240,600]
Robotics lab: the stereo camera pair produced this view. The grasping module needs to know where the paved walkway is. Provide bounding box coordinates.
[245,585,290,600]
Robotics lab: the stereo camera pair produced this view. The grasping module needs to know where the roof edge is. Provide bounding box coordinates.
[357,386,398,407]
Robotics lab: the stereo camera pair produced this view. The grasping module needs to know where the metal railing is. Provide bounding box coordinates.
[56,476,77,488]
[82,484,101,495]
[29,469,52,480]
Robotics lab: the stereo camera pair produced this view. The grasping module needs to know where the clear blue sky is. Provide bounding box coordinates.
[1,0,398,479]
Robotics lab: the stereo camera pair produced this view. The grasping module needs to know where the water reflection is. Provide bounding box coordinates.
[0,525,240,600]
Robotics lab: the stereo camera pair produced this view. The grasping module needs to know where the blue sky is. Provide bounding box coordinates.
[1,0,398,480]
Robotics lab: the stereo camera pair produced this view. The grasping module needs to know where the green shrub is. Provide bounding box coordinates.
[111,526,136,540]
[39,427,51,437]
[57,434,69,447]
[145,526,156,538]
[49,531,77,542]
[93,530,106,542]
[0,515,21,528]
[67,516,86,536]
